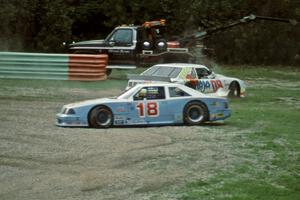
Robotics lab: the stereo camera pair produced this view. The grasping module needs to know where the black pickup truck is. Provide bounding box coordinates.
[69,16,296,75]
[69,20,193,74]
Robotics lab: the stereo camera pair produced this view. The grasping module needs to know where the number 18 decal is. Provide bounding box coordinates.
[136,102,159,117]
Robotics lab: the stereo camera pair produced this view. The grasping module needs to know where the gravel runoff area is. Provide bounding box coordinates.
[0,82,246,200]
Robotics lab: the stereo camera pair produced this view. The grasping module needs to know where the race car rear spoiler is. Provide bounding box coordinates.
[127,74,171,82]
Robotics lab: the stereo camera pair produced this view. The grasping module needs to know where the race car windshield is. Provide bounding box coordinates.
[117,86,138,99]
[142,66,181,78]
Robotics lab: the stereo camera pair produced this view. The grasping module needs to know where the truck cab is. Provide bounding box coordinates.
[68,15,297,75]
[69,20,192,73]
[70,25,140,66]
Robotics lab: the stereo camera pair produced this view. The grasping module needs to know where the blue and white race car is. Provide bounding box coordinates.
[56,83,231,128]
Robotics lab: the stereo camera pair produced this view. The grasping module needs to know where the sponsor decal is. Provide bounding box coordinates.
[108,49,130,54]
[196,80,223,92]
[127,118,146,124]
[216,113,224,117]
[114,116,126,125]
[211,101,220,107]
[116,107,126,113]
[114,119,125,125]
[210,112,225,120]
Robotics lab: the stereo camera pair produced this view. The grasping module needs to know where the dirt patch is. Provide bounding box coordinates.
[0,85,243,200]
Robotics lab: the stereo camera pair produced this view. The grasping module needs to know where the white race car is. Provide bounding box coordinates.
[127,63,246,97]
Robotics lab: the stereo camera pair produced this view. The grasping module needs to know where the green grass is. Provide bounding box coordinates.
[178,66,300,200]
[0,67,146,91]
[215,65,300,81]
[0,66,299,199]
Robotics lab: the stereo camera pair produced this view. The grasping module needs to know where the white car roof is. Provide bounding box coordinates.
[133,82,182,87]
[131,82,208,97]
[154,63,208,69]
[118,82,224,100]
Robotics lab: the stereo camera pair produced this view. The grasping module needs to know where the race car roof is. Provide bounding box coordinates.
[129,82,209,97]
[154,63,208,69]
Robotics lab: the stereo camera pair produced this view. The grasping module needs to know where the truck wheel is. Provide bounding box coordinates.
[183,102,208,125]
[89,106,113,128]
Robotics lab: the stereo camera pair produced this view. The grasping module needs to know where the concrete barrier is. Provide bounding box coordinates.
[0,52,108,81]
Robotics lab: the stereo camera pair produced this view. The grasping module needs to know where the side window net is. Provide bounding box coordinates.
[169,87,191,98]
[134,87,165,100]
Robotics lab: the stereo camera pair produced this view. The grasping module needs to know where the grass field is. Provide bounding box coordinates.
[0,66,299,199]
[178,66,300,200]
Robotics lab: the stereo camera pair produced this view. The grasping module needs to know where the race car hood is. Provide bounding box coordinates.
[64,97,123,109]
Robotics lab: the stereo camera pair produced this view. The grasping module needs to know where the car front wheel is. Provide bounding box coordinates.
[184,102,208,125]
[89,106,113,128]
[228,81,240,98]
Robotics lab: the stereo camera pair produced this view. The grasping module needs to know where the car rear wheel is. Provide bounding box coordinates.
[89,106,113,128]
[184,102,208,125]
[228,81,240,98]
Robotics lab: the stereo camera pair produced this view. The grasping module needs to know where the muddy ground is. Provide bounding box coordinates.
[0,81,253,200]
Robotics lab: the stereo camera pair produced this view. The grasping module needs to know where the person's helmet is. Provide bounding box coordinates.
[139,88,147,97]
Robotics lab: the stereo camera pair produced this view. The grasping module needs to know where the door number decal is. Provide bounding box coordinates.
[136,102,159,117]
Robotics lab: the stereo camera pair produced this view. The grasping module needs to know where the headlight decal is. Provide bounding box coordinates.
[66,108,76,115]
[211,101,220,107]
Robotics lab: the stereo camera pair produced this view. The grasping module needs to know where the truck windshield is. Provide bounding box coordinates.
[142,66,181,78]
[107,29,133,45]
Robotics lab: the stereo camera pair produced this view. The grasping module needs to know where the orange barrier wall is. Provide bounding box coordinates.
[68,54,108,81]
[0,52,108,81]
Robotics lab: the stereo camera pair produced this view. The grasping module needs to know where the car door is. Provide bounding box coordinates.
[194,67,224,93]
[106,28,136,65]
[128,86,172,125]
[165,86,192,123]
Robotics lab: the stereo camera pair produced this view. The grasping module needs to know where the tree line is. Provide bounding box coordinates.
[0,0,299,65]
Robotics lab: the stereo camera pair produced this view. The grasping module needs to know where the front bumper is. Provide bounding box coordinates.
[209,109,231,121]
[56,114,88,127]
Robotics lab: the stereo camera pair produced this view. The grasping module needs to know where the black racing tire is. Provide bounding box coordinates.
[228,81,240,98]
[88,106,113,128]
[183,101,209,125]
